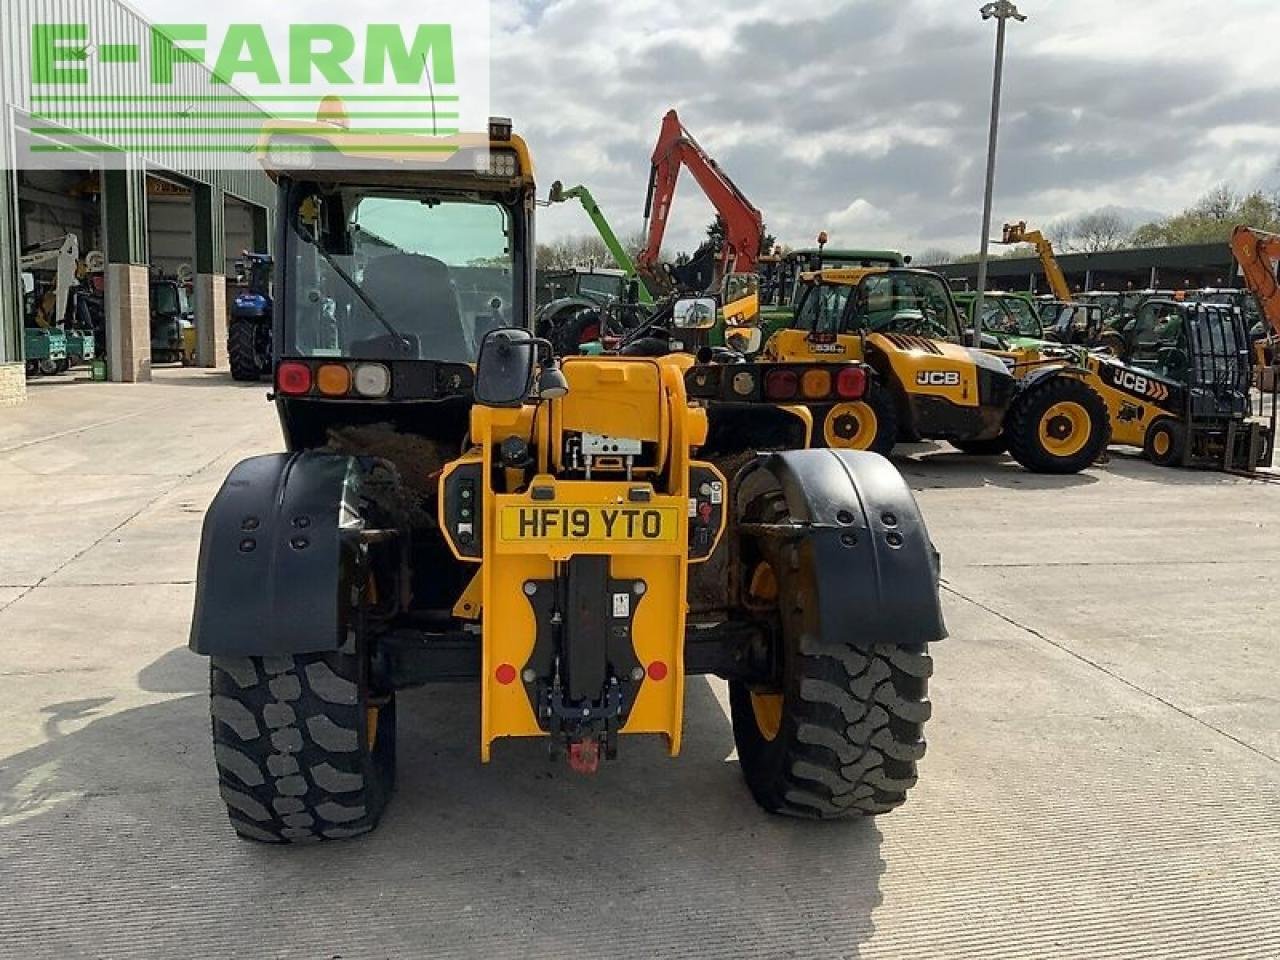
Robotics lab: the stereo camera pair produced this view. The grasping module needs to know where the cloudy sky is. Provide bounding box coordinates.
[133,0,1280,257]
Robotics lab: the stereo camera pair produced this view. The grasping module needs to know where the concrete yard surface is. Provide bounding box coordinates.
[1,369,1278,959]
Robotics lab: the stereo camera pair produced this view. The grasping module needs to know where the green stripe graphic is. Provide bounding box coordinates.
[32,128,462,136]
[31,95,460,103]
[35,112,461,121]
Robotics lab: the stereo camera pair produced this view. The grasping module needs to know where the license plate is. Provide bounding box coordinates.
[499,505,678,543]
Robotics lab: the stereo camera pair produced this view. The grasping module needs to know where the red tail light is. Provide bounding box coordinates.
[277,362,312,395]
[835,366,868,400]
[764,368,799,400]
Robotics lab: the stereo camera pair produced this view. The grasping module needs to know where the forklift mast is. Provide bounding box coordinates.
[19,234,80,328]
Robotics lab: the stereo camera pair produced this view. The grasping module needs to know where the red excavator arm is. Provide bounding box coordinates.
[636,110,763,296]
[1230,225,1280,341]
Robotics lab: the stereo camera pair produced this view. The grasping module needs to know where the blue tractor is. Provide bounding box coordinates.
[228,253,274,381]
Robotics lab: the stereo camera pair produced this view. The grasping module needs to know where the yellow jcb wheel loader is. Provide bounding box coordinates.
[187,118,946,843]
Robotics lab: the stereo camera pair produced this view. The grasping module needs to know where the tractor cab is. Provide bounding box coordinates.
[263,123,535,458]
[953,291,1048,350]
[1127,300,1253,417]
[787,267,963,343]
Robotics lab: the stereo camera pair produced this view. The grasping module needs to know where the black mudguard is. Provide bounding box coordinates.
[737,449,946,647]
[1022,363,1091,391]
[535,297,599,330]
[189,452,361,657]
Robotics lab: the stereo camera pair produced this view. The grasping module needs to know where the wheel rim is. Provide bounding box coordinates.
[824,401,878,449]
[1038,401,1091,458]
[746,561,783,742]
[1152,430,1171,458]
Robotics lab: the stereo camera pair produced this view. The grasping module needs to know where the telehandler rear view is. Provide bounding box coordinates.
[189,118,945,842]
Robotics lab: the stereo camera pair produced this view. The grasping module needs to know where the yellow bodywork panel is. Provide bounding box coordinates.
[723,291,760,327]
[1079,361,1163,448]
[765,328,983,408]
[439,356,724,761]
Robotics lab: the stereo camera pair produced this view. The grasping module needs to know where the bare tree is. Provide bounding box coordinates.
[1050,210,1134,253]
[535,234,616,271]
[915,247,954,266]
[1193,185,1238,222]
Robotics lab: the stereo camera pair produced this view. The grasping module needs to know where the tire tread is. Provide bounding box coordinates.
[209,653,391,843]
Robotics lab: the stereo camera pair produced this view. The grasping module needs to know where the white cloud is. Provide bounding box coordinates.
[127,0,1280,257]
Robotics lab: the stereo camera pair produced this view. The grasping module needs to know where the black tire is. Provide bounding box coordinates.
[209,649,396,843]
[543,307,603,357]
[1143,417,1185,467]
[1094,330,1127,360]
[818,383,898,457]
[1005,376,1111,474]
[228,320,262,381]
[729,489,933,819]
[950,435,1007,456]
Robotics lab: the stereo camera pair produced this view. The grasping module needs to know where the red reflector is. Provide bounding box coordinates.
[495,663,517,685]
[647,661,668,682]
[835,366,868,400]
[277,362,312,395]
[764,368,799,400]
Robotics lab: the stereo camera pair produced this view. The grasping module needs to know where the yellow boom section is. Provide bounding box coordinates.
[1001,222,1071,301]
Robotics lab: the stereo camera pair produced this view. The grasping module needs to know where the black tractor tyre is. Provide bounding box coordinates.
[1143,417,1186,467]
[818,384,899,457]
[209,649,396,843]
[543,307,603,357]
[950,435,1008,456]
[1005,376,1111,474]
[228,320,262,382]
[1095,330,1128,360]
[729,489,933,819]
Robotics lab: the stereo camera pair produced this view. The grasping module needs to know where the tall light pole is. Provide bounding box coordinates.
[971,1,1026,347]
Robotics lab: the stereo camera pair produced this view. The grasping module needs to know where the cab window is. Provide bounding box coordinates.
[1129,302,1188,379]
[845,273,960,340]
[794,283,852,334]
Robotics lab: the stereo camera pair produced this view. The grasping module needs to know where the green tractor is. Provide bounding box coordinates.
[952,290,1050,351]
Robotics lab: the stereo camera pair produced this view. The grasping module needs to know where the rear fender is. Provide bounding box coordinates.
[1021,363,1090,391]
[736,449,945,647]
[189,452,363,657]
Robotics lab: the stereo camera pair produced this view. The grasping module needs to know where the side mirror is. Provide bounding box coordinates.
[475,328,537,407]
[233,260,247,283]
[673,297,718,329]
